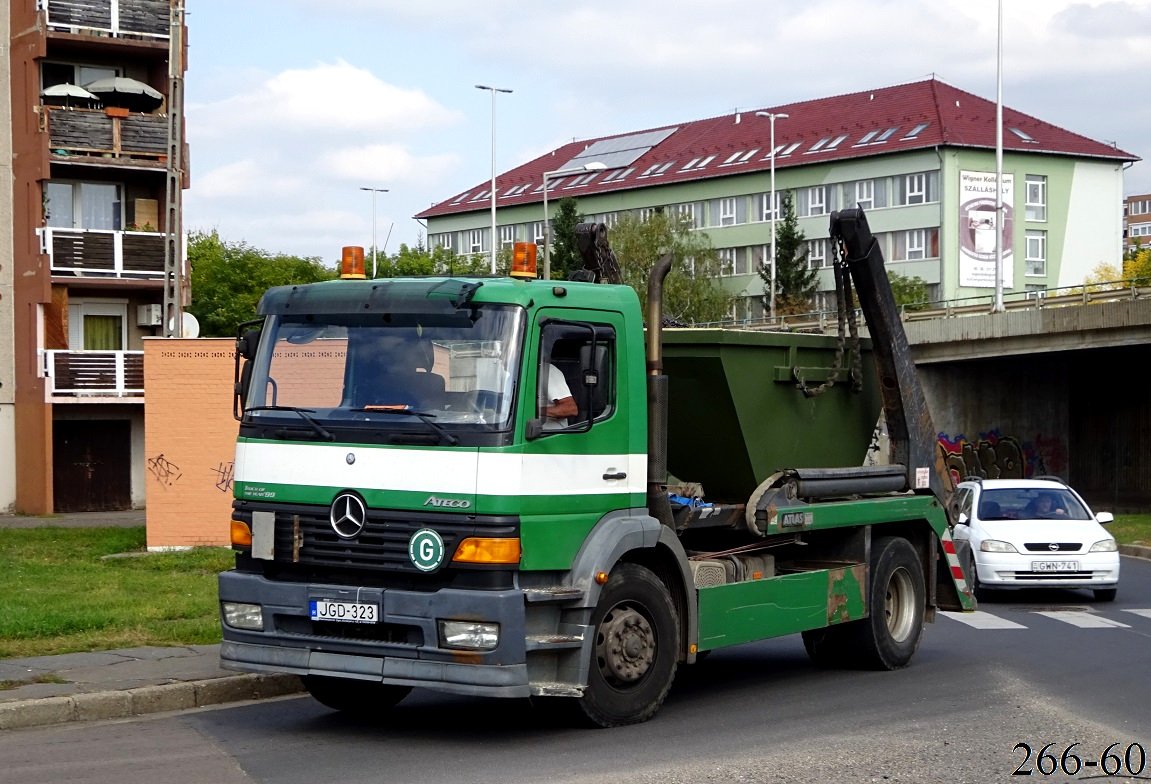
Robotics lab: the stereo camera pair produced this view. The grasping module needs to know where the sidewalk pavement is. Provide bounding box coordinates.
[0,645,304,731]
[0,509,146,529]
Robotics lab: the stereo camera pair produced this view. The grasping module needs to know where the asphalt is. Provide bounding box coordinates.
[0,510,1146,732]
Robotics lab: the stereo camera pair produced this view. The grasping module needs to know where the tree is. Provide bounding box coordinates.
[887,271,931,311]
[608,209,732,324]
[549,196,584,280]
[188,231,337,337]
[1124,240,1151,286]
[760,193,818,315]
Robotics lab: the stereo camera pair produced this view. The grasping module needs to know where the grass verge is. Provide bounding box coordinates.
[0,526,232,659]
[1110,513,1151,547]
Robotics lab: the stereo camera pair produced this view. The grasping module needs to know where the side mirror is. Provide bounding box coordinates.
[525,418,544,441]
[957,512,969,525]
[237,328,262,360]
[1096,511,1114,524]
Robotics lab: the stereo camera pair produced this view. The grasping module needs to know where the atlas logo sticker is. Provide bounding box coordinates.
[409,528,445,572]
[423,495,472,509]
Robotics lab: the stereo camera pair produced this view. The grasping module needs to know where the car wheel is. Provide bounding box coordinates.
[1093,587,1118,602]
[967,552,989,602]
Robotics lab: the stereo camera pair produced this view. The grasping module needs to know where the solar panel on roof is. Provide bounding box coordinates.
[559,127,678,171]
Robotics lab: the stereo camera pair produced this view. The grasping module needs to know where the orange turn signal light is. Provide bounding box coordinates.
[452,537,521,564]
[510,242,537,279]
[595,571,609,585]
[341,246,367,279]
[230,520,252,547]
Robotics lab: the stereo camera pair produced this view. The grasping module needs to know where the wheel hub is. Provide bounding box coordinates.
[597,604,655,683]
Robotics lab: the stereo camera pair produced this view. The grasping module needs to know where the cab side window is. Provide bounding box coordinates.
[536,323,615,432]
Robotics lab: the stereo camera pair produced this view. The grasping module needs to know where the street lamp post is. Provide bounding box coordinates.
[359,187,388,278]
[542,162,607,280]
[476,84,513,274]
[756,111,789,320]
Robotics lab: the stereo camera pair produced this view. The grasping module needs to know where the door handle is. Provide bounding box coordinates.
[602,472,627,480]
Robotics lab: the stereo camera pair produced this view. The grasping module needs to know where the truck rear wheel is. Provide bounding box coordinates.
[855,535,926,669]
[578,563,679,728]
[302,675,411,717]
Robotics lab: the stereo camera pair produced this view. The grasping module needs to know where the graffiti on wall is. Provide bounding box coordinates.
[211,461,235,494]
[147,454,182,487]
[938,429,1069,483]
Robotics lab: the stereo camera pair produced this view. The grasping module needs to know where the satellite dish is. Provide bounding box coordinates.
[167,311,201,338]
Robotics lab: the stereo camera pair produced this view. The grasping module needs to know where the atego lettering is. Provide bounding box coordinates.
[423,495,472,509]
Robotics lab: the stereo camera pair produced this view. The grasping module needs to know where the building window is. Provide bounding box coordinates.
[808,239,828,269]
[639,207,658,222]
[44,181,122,230]
[717,248,734,276]
[1130,223,1151,239]
[593,212,619,228]
[498,225,516,248]
[1026,175,1047,222]
[892,228,939,260]
[676,202,703,229]
[469,229,484,254]
[41,62,118,92]
[432,233,455,252]
[719,197,737,226]
[1025,230,1047,276]
[758,192,781,222]
[895,171,939,206]
[67,301,127,351]
[855,180,874,209]
[734,247,749,275]
[799,186,829,217]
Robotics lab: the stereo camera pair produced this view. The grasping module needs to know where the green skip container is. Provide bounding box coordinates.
[660,329,881,504]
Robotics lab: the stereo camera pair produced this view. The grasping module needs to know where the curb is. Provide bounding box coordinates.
[1119,544,1151,560]
[0,673,304,731]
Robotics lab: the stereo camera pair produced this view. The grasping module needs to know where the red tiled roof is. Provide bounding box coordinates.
[416,78,1137,219]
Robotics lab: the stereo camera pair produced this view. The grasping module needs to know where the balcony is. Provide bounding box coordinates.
[45,0,170,41]
[41,227,165,279]
[46,108,168,166]
[43,350,144,398]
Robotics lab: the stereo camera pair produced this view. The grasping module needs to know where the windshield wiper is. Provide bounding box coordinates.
[245,406,335,442]
[349,407,459,446]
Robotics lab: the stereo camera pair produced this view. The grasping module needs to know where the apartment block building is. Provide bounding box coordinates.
[418,79,1136,320]
[1124,193,1151,253]
[5,0,188,514]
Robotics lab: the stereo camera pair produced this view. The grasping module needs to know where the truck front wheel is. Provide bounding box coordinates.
[578,563,679,727]
[302,675,411,717]
[856,535,926,670]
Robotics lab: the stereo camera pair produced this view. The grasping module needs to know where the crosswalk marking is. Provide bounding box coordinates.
[940,610,1027,629]
[1033,611,1130,629]
[940,608,1151,630]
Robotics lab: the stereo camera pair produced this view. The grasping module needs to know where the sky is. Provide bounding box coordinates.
[183,0,1151,263]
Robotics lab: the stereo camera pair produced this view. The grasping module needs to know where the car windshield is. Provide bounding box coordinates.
[977,487,1093,521]
[244,305,524,432]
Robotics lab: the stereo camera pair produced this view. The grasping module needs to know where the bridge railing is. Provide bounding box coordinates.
[698,278,1151,332]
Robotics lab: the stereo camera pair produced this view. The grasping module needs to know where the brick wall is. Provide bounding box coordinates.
[143,338,237,549]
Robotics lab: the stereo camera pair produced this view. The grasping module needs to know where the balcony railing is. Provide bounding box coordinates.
[43,350,144,397]
[46,108,167,164]
[45,0,170,41]
[40,227,165,279]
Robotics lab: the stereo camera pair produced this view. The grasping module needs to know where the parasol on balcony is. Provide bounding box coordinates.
[83,77,164,113]
[40,83,102,109]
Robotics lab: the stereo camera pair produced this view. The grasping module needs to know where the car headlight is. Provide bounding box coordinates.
[438,621,499,651]
[1089,538,1118,552]
[222,602,264,630]
[980,539,1019,553]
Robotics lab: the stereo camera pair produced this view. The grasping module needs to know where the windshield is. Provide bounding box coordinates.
[244,305,524,432]
[977,487,1092,521]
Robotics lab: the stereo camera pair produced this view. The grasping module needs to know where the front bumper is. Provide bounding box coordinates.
[218,570,530,698]
[974,551,1120,590]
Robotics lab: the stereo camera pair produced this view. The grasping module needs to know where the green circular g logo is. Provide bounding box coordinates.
[409,528,445,572]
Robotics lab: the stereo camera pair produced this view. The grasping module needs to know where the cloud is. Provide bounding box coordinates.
[193,158,308,200]
[1053,2,1151,38]
[317,144,461,183]
[190,59,462,139]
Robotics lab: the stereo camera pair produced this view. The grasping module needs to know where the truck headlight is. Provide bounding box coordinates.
[438,621,499,651]
[980,539,1019,553]
[1089,538,1118,552]
[222,602,264,630]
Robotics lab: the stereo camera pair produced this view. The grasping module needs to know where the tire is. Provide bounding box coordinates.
[577,563,679,728]
[302,675,411,717]
[1093,587,1118,602]
[853,536,927,670]
[968,553,989,602]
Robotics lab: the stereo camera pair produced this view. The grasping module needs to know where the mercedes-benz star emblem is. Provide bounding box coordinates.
[346,453,356,465]
[330,493,367,539]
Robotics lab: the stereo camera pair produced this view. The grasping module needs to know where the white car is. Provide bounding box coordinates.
[953,478,1120,602]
